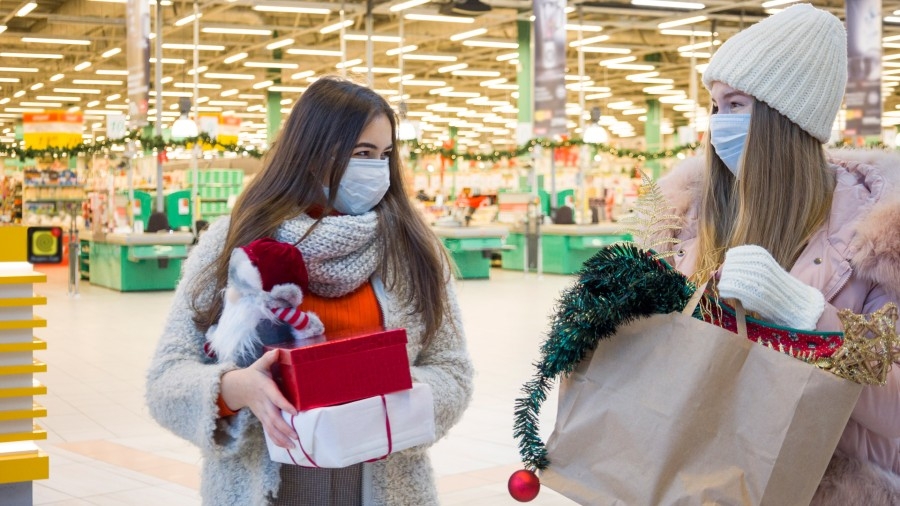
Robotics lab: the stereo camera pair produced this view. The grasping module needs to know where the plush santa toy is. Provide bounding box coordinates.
[206,238,324,367]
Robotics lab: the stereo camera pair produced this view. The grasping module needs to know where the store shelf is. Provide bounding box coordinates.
[0,296,47,307]
[0,423,47,443]
[0,403,47,422]
[0,338,46,354]
[0,273,46,285]
[0,360,47,376]
[0,445,49,484]
[0,380,47,399]
[0,317,47,331]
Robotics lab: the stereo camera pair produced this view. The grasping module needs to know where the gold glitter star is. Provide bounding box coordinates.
[817,303,900,385]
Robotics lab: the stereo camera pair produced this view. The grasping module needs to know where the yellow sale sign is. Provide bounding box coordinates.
[23,111,84,149]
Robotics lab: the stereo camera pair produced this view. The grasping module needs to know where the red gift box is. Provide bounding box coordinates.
[265,327,413,411]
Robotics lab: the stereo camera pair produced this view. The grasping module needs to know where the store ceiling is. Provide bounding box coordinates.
[1,0,899,152]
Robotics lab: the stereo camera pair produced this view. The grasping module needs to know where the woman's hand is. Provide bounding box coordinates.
[220,350,299,448]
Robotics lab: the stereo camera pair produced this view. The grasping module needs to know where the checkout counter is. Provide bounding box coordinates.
[79,229,194,291]
[432,225,510,280]
[503,223,631,275]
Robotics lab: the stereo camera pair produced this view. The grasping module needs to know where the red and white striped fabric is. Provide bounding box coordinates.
[272,307,314,333]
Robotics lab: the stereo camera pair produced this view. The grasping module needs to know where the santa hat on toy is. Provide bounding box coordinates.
[206,238,324,367]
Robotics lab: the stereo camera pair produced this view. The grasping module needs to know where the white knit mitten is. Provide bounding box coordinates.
[718,245,825,331]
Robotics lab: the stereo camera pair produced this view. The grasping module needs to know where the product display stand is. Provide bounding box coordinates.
[433,225,511,279]
[79,229,193,292]
[503,223,631,275]
[0,226,50,505]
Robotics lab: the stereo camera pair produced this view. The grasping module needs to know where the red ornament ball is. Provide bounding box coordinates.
[508,469,540,502]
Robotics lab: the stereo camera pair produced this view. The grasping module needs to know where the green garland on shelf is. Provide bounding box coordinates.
[0,130,265,161]
[513,244,699,471]
[1,131,698,163]
[406,138,701,163]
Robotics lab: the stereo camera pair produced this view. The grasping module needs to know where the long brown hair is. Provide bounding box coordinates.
[694,99,836,280]
[190,76,452,347]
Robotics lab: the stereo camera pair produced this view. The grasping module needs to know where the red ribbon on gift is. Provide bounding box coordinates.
[287,394,393,468]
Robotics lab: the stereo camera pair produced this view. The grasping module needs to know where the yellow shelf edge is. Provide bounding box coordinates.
[0,337,46,353]
[0,360,47,375]
[0,317,47,330]
[0,296,48,307]
[0,382,47,398]
[0,425,48,443]
[0,274,47,285]
[0,404,47,421]
[0,451,49,483]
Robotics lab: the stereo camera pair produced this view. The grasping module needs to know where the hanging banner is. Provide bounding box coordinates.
[107,113,126,140]
[844,0,882,138]
[22,111,84,149]
[126,0,151,129]
[218,116,241,145]
[533,0,567,138]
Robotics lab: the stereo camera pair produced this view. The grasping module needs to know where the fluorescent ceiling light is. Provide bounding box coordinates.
[54,88,101,94]
[287,48,343,56]
[404,13,473,23]
[0,26,6,35]
[203,26,273,36]
[660,29,713,36]
[569,35,611,47]
[96,69,128,75]
[607,63,656,70]
[86,100,100,107]
[578,46,631,54]
[761,0,800,7]
[208,100,249,107]
[600,56,636,66]
[450,28,487,41]
[321,19,354,34]
[253,80,274,89]
[679,51,711,58]
[657,16,707,29]
[269,86,307,92]
[885,17,900,24]
[678,40,716,52]
[390,0,430,12]
[106,93,121,101]
[22,37,91,45]
[73,79,122,85]
[884,34,900,42]
[221,89,239,96]
[149,58,187,64]
[244,61,299,69]
[402,80,447,87]
[335,58,363,69]
[102,47,121,58]
[462,40,518,49]
[173,83,223,89]
[174,13,202,26]
[565,24,603,32]
[451,70,501,77]
[13,90,26,98]
[187,66,208,75]
[0,67,38,72]
[29,83,44,90]
[163,43,226,51]
[402,54,457,62]
[205,73,256,80]
[632,0,704,9]
[344,33,401,43]
[253,4,330,14]
[0,52,63,59]
[350,67,401,73]
[238,94,265,99]
[386,45,417,56]
[161,76,173,83]
[223,52,249,63]
[74,61,92,71]
[16,2,38,17]
[291,70,315,80]
[479,78,507,87]
[266,39,295,50]
[49,73,65,81]
[438,63,468,73]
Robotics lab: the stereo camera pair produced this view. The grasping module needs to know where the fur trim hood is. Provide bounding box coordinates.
[658,149,900,300]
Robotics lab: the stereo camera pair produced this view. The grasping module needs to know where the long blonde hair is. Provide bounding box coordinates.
[694,100,836,280]
[190,77,451,347]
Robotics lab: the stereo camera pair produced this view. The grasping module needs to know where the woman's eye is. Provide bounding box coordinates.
[353,151,369,158]
[381,152,391,160]
[731,102,744,109]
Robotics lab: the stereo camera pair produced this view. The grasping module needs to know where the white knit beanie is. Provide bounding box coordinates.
[702,4,847,144]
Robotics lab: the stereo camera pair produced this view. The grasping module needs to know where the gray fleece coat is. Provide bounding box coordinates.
[145,216,474,505]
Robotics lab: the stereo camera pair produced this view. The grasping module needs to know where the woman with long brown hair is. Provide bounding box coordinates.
[659,5,900,504]
[146,76,474,505]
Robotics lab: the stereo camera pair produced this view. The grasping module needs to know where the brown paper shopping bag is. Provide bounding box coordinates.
[540,307,863,506]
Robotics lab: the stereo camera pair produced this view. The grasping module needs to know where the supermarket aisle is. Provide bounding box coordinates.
[31,264,578,505]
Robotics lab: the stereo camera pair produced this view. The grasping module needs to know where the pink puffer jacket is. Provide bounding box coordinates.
[657,149,900,478]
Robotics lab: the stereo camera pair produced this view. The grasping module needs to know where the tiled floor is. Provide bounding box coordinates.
[27,262,580,505]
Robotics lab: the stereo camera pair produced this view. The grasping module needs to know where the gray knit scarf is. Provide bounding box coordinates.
[274,211,382,298]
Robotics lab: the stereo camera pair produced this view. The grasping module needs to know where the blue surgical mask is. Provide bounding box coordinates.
[323,158,391,215]
[709,113,751,177]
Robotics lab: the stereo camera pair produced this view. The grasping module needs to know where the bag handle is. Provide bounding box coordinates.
[681,279,750,339]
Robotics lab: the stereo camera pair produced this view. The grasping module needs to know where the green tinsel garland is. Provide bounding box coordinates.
[513,243,699,471]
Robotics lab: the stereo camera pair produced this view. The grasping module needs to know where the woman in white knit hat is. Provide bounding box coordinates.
[657,4,900,503]
[145,76,474,505]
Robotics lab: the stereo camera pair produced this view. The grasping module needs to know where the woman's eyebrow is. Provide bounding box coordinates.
[354,142,379,149]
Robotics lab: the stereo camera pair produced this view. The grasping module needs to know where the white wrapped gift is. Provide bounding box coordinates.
[265,383,435,467]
